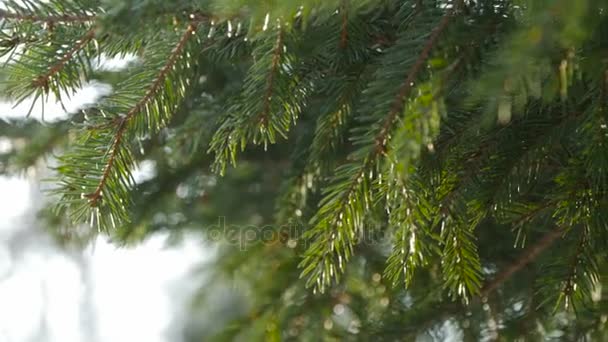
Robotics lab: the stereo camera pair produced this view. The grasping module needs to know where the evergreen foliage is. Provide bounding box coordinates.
[2,0,608,340]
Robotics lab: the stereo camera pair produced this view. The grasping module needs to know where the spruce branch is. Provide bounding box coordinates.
[480,227,564,298]
[1,23,102,117]
[339,0,348,49]
[209,27,308,175]
[32,28,96,91]
[301,4,458,293]
[384,227,569,335]
[309,71,367,164]
[433,109,579,299]
[558,231,588,309]
[273,18,381,225]
[86,22,199,207]
[4,0,607,338]
[259,29,284,128]
[374,7,454,155]
[510,200,558,228]
[0,9,95,23]
[384,179,435,287]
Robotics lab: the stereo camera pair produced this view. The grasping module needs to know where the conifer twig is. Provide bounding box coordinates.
[304,7,458,292]
[375,7,455,154]
[259,30,284,127]
[333,7,456,216]
[0,9,95,23]
[480,227,564,297]
[32,28,96,90]
[339,0,348,49]
[560,231,587,301]
[86,23,199,206]
[354,8,456,202]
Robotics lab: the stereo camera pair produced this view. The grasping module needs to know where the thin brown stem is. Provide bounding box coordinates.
[32,28,96,91]
[259,30,284,127]
[374,8,455,154]
[86,23,199,206]
[480,227,564,298]
[339,0,348,49]
[0,9,95,23]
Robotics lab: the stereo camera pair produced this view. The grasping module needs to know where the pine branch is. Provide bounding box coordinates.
[301,4,458,293]
[374,6,454,155]
[209,27,308,175]
[0,9,95,23]
[309,70,367,164]
[558,232,588,309]
[1,23,101,117]
[384,180,435,287]
[441,215,484,302]
[259,29,284,128]
[85,23,199,207]
[382,74,459,289]
[273,15,381,225]
[32,28,96,91]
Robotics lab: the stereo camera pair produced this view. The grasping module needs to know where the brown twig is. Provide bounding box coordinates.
[86,23,199,206]
[259,30,284,127]
[339,0,348,49]
[374,8,455,154]
[0,9,95,23]
[480,227,564,298]
[32,28,96,91]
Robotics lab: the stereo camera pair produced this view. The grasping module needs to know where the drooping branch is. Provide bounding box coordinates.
[346,7,457,208]
[342,7,457,217]
[86,23,199,206]
[0,9,95,23]
[32,28,96,90]
[302,6,458,292]
[374,7,455,155]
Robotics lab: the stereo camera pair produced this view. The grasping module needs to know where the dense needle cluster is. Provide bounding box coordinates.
[1,0,608,340]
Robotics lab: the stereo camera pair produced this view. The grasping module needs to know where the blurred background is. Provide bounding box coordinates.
[0,80,210,342]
